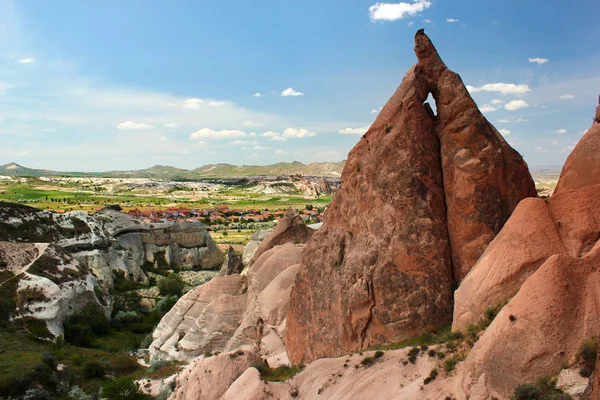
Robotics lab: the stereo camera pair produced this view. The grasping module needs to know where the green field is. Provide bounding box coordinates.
[0,183,333,212]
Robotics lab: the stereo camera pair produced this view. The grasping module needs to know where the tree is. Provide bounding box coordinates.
[158,273,185,297]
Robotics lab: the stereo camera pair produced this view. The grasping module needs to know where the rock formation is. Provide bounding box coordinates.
[241,229,271,267]
[219,246,243,276]
[454,98,600,331]
[554,99,600,193]
[415,31,537,281]
[0,241,105,336]
[248,208,313,265]
[286,30,534,365]
[0,204,224,289]
[150,238,308,362]
[454,99,600,398]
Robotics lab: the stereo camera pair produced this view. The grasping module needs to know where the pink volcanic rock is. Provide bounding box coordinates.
[554,98,600,193]
[287,47,454,364]
[454,102,600,331]
[415,30,536,281]
[249,208,313,266]
[170,351,261,400]
[461,245,600,398]
[453,197,565,330]
[149,243,304,362]
[287,30,535,365]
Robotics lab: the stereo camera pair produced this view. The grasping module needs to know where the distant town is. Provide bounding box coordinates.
[123,204,325,230]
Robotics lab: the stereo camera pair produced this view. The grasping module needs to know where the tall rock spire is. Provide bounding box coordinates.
[416,30,536,281]
[286,31,536,364]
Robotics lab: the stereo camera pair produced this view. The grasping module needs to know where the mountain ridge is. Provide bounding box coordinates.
[0,161,346,179]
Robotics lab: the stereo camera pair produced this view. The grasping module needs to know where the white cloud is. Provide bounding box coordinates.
[230,140,258,146]
[18,57,36,64]
[466,83,530,95]
[559,145,575,153]
[261,131,280,137]
[252,145,271,151]
[117,121,155,130]
[180,149,190,154]
[535,147,549,154]
[504,100,529,111]
[339,126,370,135]
[423,18,433,24]
[369,0,432,21]
[496,118,528,123]
[189,128,247,140]
[283,128,317,138]
[480,104,497,113]
[271,136,286,141]
[249,132,257,137]
[208,100,226,107]
[408,21,414,26]
[164,123,179,128]
[446,18,459,23]
[196,141,207,147]
[159,136,166,142]
[253,92,263,98]
[552,140,558,145]
[370,106,383,114]
[14,150,29,156]
[281,87,304,97]
[243,120,263,127]
[490,99,504,104]
[183,98,203,109]
[275,149,288,155]
[528,57,549,65]
[555,128,567,134]
[498,129,511,136]
[560,94,575,99]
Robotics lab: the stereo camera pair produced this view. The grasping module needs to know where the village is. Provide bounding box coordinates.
[124,204,325,230]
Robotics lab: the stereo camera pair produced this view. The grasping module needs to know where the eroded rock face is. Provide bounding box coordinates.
[249,208,313,265]
[149,243,304,362]
[169,351,261,400]
[0,241,106,336]
[415,31,536,281]
[461,247,600,398]
[455,102,600,398]
[241,229,271,267]
[287,59,454,364]
[554,100,600,193]
[286,30,534,365]
[454,102,600,331]
[0,204,224,289]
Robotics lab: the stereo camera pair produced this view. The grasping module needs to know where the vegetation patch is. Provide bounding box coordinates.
[253,363,304,382]
[512,376,572,400]
[423,368,438,384]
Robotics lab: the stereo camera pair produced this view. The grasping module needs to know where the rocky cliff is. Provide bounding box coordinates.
[286,30,535,365]
[0,203,223,334]
[0,241,104,337]
[149,212,314,362]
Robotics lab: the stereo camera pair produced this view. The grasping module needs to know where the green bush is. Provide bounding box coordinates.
[64,304,109,347]
[580,340,598,369]
[101,376,150,400]
[423,368,438,385]
[158,273,185,297]
[82,360,105,379]
[513,383,540,400]
[68,386,93,400]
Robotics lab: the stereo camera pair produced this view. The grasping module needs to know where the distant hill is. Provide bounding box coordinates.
[0,161,346,179]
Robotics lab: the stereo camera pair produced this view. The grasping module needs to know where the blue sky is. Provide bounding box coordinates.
[0,0,599,171]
